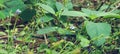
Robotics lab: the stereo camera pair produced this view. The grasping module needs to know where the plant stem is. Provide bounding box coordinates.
[96,0,105,11]
[41,23,48,44]
[59,42,69,54]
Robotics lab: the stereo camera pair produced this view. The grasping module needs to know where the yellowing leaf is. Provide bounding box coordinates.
[71,48,80,54]
[52,39,65,48]
[27,50,34,54]
[0,31,6,36]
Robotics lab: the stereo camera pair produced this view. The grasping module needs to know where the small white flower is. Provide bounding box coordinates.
[70,25,76,30]
[13,36,17,40]
[16,9,22,14]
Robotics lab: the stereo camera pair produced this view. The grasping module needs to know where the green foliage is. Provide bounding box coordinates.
[82,8,120,19]
[0,11,5,19]
[44,0,56,9]
[19,8,36,22]
[37,27,57,35]
[56,2,64,11]
[0,0,7,8]
[0,49,8,54]
[0,0,120,54]
[57,28,74,35]
[77,34,90,47]
[62,10,87,17]
[36,3,55,14]
[0,31,6,36]
[39,15,54,23]
[0,0,26,19]
[64,0,73,10]
[86,21,111,46]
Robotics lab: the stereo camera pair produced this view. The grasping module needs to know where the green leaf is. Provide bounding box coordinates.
[45,49,58,54]
[36,3,55,14]
[112,9,120,14]
[56,2,64,11]
[45,0,56,9]
[62,10,87,17]
[77,34,90,47]
[37,27,57,35]
[99,12,120,18]
[40,15,54,23]
[99,4,108,11]
[4,0,26,11]
[0,49,8,54]
[0,31,6,36]
[65,0,73,10]
[0,11,5,19]
[0,0,6,8]
[0,0,5,4]
[82,8,120,19]
[81,8,98,19]
[1,0,26,19]
[86,21,111,46]
[57,28,74,35]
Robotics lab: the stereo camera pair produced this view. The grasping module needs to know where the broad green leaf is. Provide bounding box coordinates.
[62,10,87,17]
[4,0,26,11]
[40,16,54,23]
[86,21,111,46]
[36,3,55,14]
[77,34,90,47]
[56,2,64,11]
[37,27,57,35]
[81,8,99,19]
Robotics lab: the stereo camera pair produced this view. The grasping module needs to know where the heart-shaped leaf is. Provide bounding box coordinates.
[86,21,111,46]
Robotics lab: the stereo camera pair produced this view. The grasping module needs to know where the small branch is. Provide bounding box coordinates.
[96,0,105,11]
[41,23,48,44]
[105,3,112,12]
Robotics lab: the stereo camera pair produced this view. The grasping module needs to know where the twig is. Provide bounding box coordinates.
[96,0,105,11]
[41,23,48,44]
